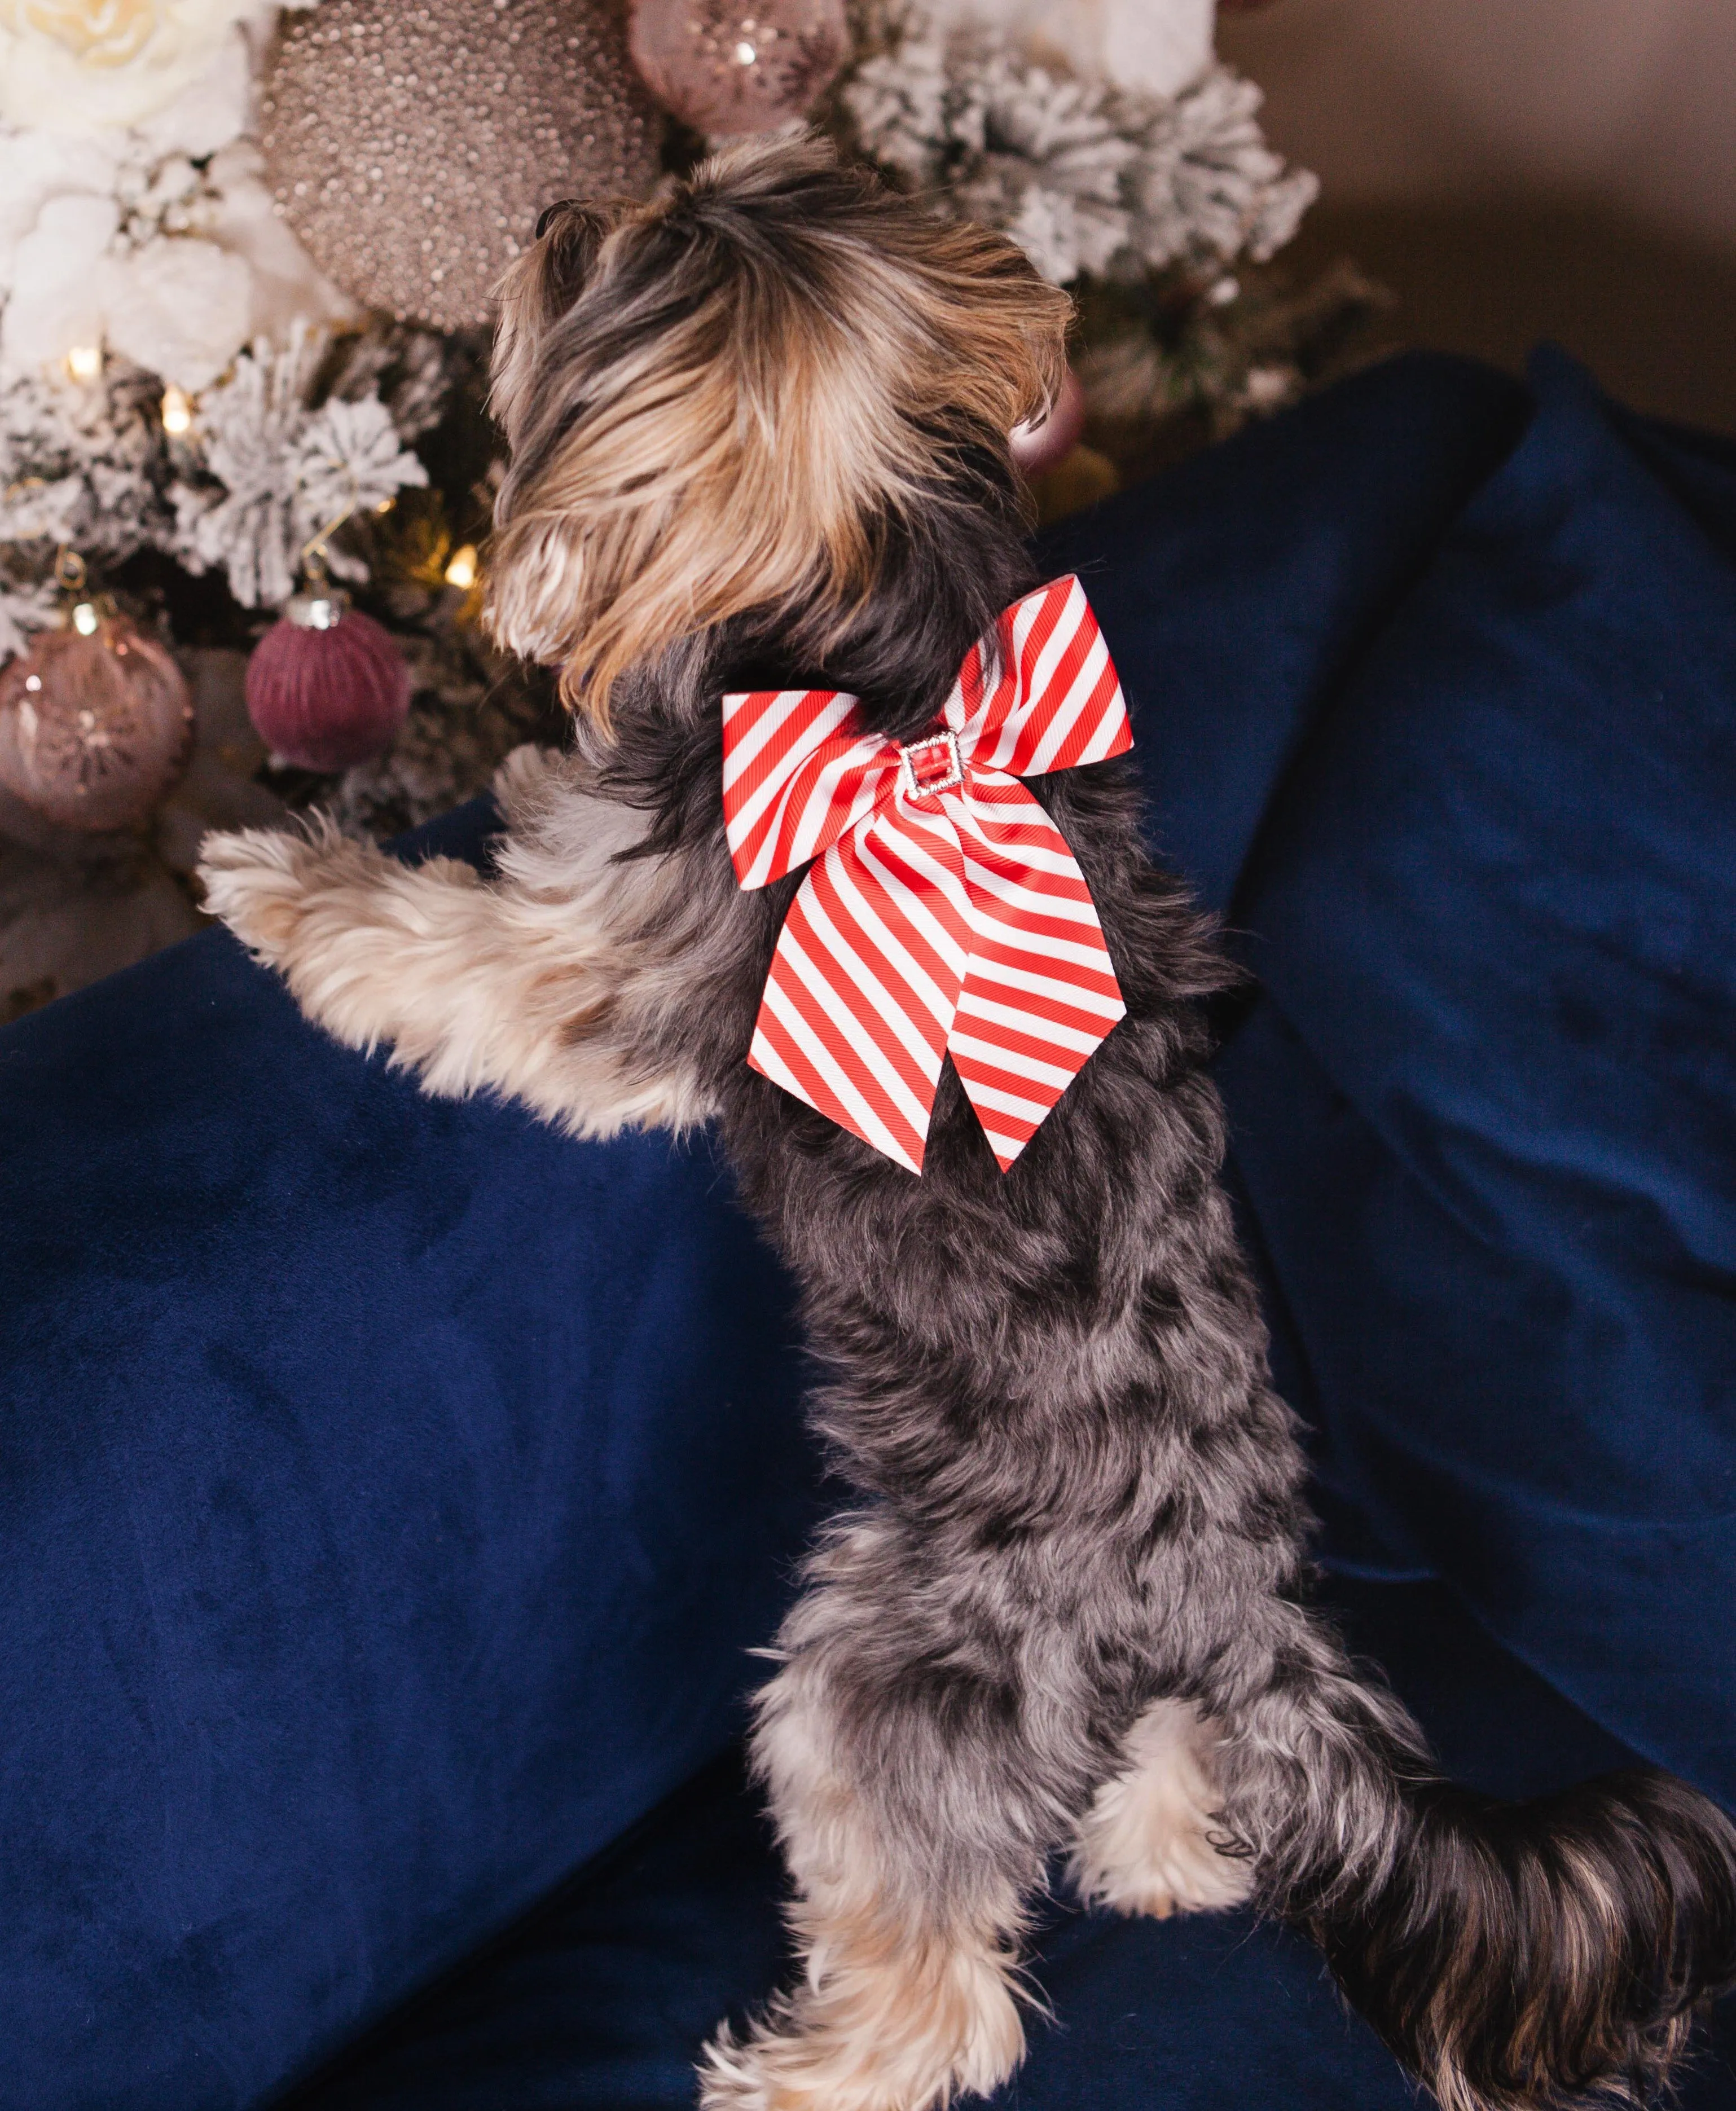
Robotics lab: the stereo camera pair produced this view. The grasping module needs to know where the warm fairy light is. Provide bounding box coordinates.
[160,385,192,436]
[71,601,100,636]
[375,496,395,514]
[66,345,103,382]
[443,543,479,591]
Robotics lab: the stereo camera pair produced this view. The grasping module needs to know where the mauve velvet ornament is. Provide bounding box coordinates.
[245,591,411,772]
[0,613,193,831]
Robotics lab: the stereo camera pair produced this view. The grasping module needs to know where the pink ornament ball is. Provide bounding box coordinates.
[1009,369,1087,481]
[0,615,193,832]
[630,0,847,136]
[245,597,411,773]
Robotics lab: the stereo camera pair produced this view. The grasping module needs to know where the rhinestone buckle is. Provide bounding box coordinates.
[898,729,965,799]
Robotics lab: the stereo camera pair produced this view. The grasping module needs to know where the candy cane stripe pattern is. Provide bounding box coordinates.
[721,575,1133,1174]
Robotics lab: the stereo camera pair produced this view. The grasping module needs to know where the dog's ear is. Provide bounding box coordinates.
[489,200,617,447]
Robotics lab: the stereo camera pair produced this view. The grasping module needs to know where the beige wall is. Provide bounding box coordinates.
[1216,0,1736,432]
[1218,0,1736,252]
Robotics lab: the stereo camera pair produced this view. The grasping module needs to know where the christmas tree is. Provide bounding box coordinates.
[0,0,1348,1020]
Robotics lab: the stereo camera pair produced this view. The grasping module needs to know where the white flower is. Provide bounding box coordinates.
[0,190,120,373]
[171,326,428,609]
[0,1,266,135]
[101,234,253,390]
[0,190,257,389]
[0,124,122,284]
[0,118,350,388]
[920,0,1215,103]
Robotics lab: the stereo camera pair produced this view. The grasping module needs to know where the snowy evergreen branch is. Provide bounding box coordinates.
[841,15,1317,287]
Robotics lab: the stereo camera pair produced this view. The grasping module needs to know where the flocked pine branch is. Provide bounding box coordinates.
[169,323,427,609]
[841,15,1317,288]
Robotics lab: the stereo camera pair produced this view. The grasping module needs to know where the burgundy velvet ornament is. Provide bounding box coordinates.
[1009,368,1087,480]
[0,612,193,832]
[245,590,411,772]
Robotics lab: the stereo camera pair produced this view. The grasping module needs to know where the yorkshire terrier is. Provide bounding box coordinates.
[201,138,1736,2111]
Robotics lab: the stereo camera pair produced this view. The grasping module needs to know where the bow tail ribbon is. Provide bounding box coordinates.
[748,798,974,1175]
[946,773,1126,1171]
[748,773,1126,1174]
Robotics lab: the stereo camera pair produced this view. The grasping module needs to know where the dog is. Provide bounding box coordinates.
[200,137,1736,2111]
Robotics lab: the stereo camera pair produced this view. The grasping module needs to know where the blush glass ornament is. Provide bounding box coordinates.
[261,0,662,335]
[1009,368,1086,480]
[629,0,847,135]
[0,613,194,832]
[245,589,412,773]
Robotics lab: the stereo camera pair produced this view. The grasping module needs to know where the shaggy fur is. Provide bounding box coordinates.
[200,137,1736,2111]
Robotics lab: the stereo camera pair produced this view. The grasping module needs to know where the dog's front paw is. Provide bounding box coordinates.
[198,825,327,965]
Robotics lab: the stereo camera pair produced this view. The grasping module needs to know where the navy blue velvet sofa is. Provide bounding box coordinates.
[2,347,1733,2110]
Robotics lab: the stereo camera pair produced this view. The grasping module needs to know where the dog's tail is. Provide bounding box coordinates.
[1237,1622,1736,2111]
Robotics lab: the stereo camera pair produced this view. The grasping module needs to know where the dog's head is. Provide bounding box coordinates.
[486,134,1071,726]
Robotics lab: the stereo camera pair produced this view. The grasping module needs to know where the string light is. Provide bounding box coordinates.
[71,602,100,636]
[160,385,192,436]
[443,543,479,591]
[65,345,102,382]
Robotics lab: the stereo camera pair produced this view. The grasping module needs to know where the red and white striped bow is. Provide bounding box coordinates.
[721,574,1132,1174]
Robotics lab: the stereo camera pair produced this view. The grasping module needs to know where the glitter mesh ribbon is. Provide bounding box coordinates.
[722,575,1133,1173]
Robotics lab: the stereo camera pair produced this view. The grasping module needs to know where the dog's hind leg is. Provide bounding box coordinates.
[700,1512,1105,2111]
[1066,1697,1254,1920]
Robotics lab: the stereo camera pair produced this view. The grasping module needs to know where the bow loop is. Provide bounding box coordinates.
[720,576,1132,1174]
[721,692,894,891]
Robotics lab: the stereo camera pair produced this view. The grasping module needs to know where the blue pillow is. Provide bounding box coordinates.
[0,887,815,2109]
[1216,346,1736,1798]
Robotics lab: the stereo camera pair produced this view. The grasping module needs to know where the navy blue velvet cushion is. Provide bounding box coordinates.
[0,889,818,2106]
[1,346,1732,2109]
[1215,348,1736,1797]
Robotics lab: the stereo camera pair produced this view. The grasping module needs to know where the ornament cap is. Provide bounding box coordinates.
[286,590,351,633]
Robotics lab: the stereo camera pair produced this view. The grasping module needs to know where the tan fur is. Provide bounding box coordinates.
[702,1651,1030,2111]
[1069,1699,1255,1920]
[486,134,1071,725]
[198,746,711,1140]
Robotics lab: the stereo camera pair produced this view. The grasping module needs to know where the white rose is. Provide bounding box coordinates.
[0,1,266,134]
[201,139,357,346]
[0,188,118,372]
[101,234,253,390]
[127,14,256,158]
[0,125,122,283]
